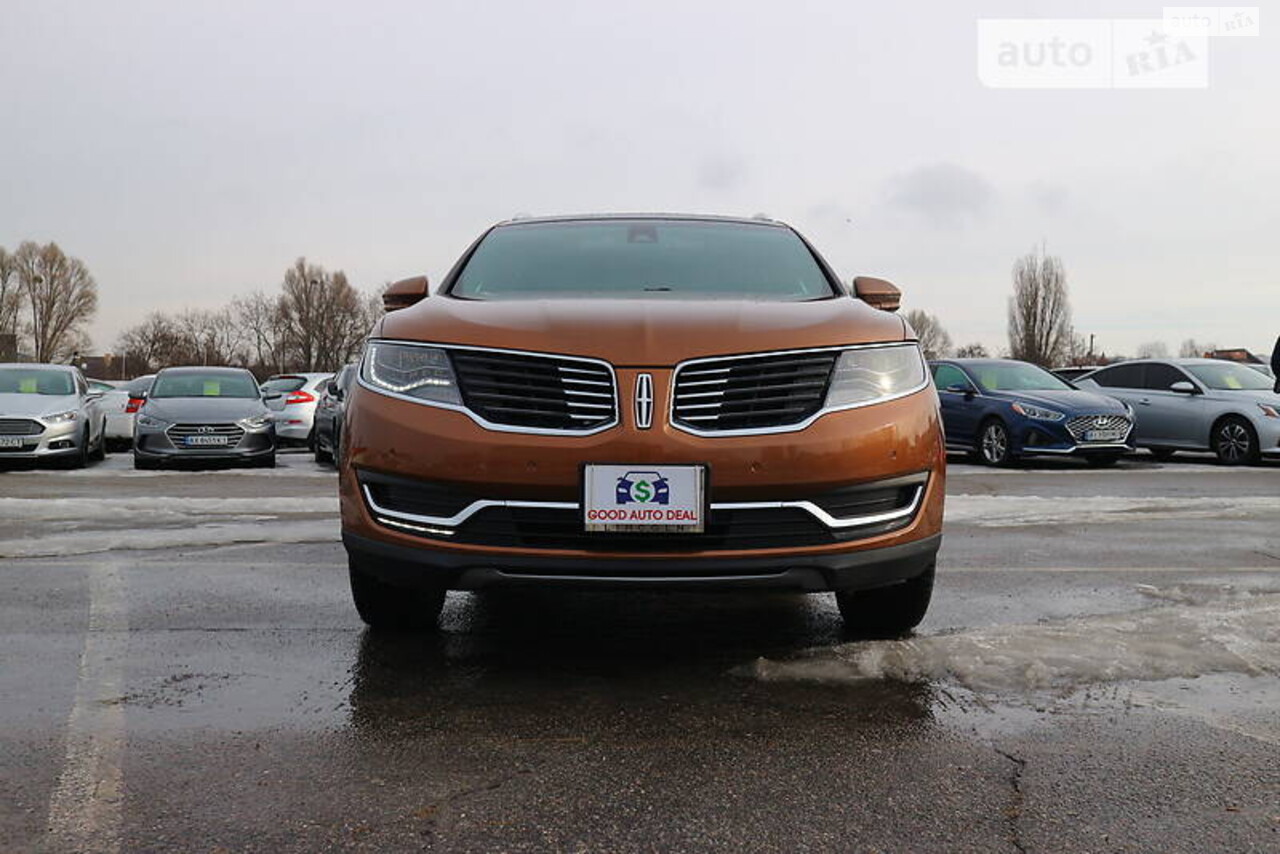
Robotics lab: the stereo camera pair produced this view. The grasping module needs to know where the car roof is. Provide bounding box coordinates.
[0,362,75,372]
[156,366,254,376]
[492,212,788,229]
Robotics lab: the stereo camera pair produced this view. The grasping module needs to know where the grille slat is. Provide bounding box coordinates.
[166,423,246,446]
[1065,414,1132,442]
[451,350,616,431]
[0,419,43,436]
[673,351,838,432]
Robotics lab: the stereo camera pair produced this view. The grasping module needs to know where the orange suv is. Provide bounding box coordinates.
[340,215,945,635]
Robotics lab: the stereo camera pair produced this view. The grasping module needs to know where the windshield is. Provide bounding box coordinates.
[0,368,75,395]
[151,372,260,399]
[450,220,838,301]
[261,376,307,394]
[972,362,1074,393]
[1186,362,1274,391]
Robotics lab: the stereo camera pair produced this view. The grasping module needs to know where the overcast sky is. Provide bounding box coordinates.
[2,0,1277,359]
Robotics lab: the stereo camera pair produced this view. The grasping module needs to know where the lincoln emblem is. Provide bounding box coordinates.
[634,373,654,429]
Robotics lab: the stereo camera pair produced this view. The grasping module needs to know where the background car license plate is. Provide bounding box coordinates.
[185,435,230,447]
[583,464,706,533]
[1085,429,1125,442]
[0,436,22,448]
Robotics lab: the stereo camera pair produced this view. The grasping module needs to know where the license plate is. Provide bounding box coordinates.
[185,435,230,447]
[0,436,22,448]
[583,464,706,533]
[1084,429,1126,443]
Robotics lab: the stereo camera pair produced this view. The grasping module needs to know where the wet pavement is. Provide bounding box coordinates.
[1,453,1278,852]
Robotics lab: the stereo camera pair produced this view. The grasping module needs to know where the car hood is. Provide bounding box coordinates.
[377,297,906,365]
[142,398,268,422]
[988,388,1130,414]
[0,393,81,419]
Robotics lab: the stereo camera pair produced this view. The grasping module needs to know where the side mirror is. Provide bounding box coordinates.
[85,391,103,402]
[383,275,430,312]
[1170,381,1199,395]
[945,383,976,400]
[325,380,341,398]
[852,276,902,312]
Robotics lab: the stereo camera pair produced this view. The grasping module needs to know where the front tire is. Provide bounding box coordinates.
[977,419,1014,466]
[836,565,935,639]
[89,423,107,462]
[1212,417,1259,466]
[349,557,447,632]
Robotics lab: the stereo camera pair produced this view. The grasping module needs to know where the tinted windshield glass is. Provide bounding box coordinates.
[151,372,259,399]
[1186,362,1273,390]
[972,362,1073,392]
[0,368,75,395]
[451,220,837,300]
[261,377,306,394]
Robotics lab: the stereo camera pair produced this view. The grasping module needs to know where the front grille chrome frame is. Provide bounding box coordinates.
[670,343,929,437]
[358,340,620,437]
[1065,414,1134,442]
[165,423,247,447]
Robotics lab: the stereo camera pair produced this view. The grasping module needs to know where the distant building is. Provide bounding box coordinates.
[81,354,131,380]
[1205,348,1265,365]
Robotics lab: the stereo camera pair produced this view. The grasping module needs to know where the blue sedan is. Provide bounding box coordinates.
[930,359,1135,466]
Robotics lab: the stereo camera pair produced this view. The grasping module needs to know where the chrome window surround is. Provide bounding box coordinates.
[357,339,620,436]
[363,483,924,535]
[669,342,930,437]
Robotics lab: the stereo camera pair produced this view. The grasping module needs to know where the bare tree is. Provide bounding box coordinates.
[0,247,22,359]
[1178,338,1213,358]
[903,309,953,360]
[13,241,98,363]
[1135,341,1170,359]
[954,342,989,358]
[276,258,371,372]
[1006,245,1072,367]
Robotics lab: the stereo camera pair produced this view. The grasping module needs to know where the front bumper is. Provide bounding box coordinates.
[344,530,941,592]
[339,374,947,591]
[134,427,275,461]
[1014,416,1134,458]
[0,420,83,459]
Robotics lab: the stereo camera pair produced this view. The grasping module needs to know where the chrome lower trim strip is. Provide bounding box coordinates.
[364,484,924,533]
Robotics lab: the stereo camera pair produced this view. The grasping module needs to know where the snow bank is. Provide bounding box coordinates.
[750,585,1280,691]
[944,494,1280,527]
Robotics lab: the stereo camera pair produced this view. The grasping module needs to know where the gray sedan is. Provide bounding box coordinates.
[133,367,278,469]
[1076,358,1280,464]
[0,363,107,467]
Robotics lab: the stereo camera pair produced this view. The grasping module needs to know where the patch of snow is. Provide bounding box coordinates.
[945,494,1280,527]
[0,520,339,558]
[750,585,1280,692]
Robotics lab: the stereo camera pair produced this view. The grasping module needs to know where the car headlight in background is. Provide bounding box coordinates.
[136,414,170,429]
[238,414,273,430]
[825,344,928,408]
[1258,403,1279,418]
[1011,402,1066,421]
[362,342,462,405]
[43,410,79,424]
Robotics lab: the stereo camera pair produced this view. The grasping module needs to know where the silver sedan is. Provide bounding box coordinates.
[1075,358,1280,464]
[0,363,107,467]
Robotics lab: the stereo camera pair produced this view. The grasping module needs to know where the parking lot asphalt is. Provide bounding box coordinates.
[1,452,1278,853]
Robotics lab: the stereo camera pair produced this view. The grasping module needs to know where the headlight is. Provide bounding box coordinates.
[136,414,170,429]
[362,341,462,405]
[1011,402,1065,421]
[43,410,79,424]
[1259,403,1279,418]
[825,344,928,408]
[238,414,273,430]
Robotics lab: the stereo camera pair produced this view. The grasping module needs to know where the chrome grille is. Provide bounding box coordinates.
[450,350,616,432]
[166,423,246,445]
[1066,414,1132,441]
[672,351,837,432]
[0,419,43,436]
